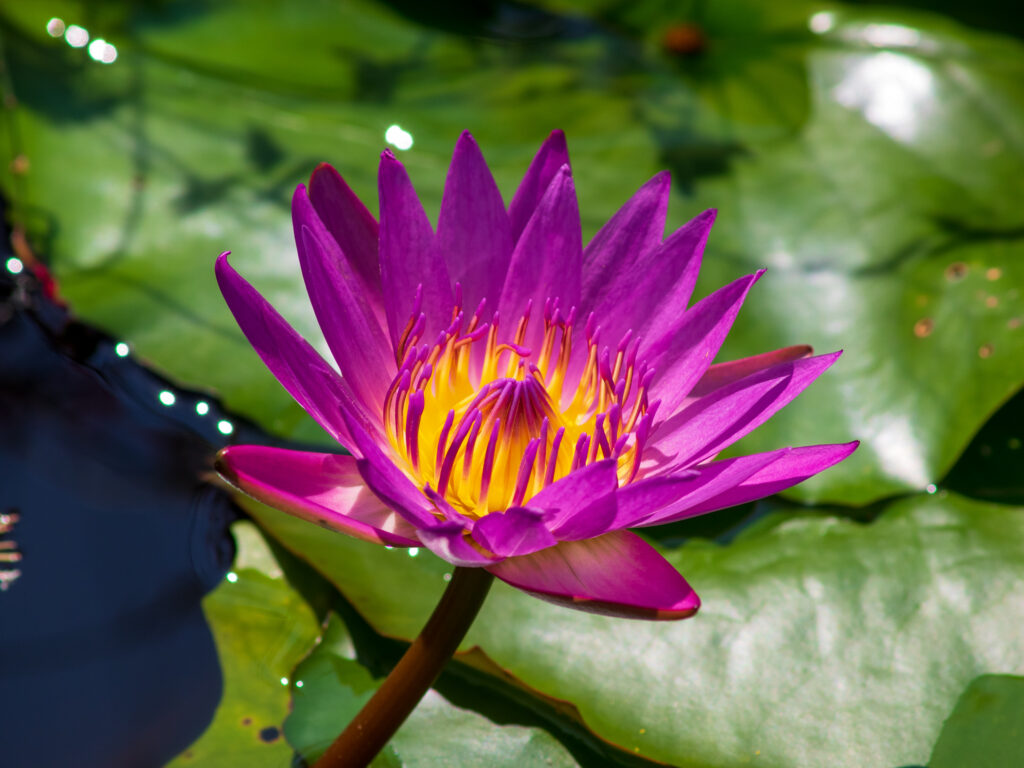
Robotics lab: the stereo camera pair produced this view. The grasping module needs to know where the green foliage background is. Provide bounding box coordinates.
[2,1,1022,765]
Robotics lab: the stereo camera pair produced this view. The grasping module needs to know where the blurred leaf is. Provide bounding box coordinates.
[929,675,1024,768]
[168,521,320,767]
[2,0,1023,499]
[250,492,1024,768]
[285,614,582,768]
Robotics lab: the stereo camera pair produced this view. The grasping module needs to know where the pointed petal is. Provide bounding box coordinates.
[294,188,395,412]
[216,445,419,546]
[648,442,860,522]
[215,253,378,450]
[509,130,570,243]
[438,132,513,311]
[499,165,582,348]
[471,507,558,558]
[378,150,454,348]
[623,450,787,528]
[580,172,671,315]
[685,344,813,403]
[533,459,619,541]
[487,530,699,620]
[652,352,843,466]
[307,162,384,327]
[646,270,763,415]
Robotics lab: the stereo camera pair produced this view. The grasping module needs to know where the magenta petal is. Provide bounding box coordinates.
[580,172,670,316]
[307,163,384,326]
[646,270,763,414]
[438,132,513,312]
[508,130,571,243]
[624,450,787,528]
[534,459,619,541]
[417,521,499,567]
[487,530,699,620]
[653,351,843,466]
[294,191,394,412]
[216,445,419,546]
[653,442,860,521]
[498,165,582,348]
[471,507,558,558]
[378,150,454,348]
[214,253,380,450]
[685,344,813,403]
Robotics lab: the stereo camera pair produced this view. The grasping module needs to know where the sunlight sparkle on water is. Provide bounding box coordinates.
[226,571,238,583]
[408,547,420,557]
[87,38,118,64]
[114,342,130,357]
[5,257,23,275]
[217,419,234,435]
[195,401,210,416]
[809,12,836,34]
[46,18,65,37]
[385,124,414,151]
[65,25,88,48]
[158,390,176,407]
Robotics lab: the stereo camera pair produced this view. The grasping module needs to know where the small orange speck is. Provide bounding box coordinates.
[979,344,993,358]
[634,746,641,753]
[913,318,933,338]
[9,155,29,175]
[639,728,646,734]
[985,296,999,308]
[945,262,968,281]
[1008,317,1021,329]
[662,23,707,56]
[986,267,1003,280]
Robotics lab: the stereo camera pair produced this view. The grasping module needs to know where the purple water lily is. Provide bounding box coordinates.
[215,131,856,620]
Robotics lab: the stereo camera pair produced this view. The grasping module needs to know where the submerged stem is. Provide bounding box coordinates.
[313,566,495,768]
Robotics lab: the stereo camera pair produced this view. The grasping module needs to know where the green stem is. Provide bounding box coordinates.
[312,566,495,768]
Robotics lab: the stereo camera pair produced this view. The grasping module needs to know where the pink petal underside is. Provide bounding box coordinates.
[683,345,813,406]
[437,132,513,314]
[216,445,419,547]
[579,172,671,318]
[378,150,454,351]
[642,442,860,524]
[471,507,557,558]
[619,449,788,528]
[651,351,843,468]
[307,162,385,331]
[294,189,395,414]
[645,270,763,415]
[215,253,382,452]
[534,459,619,541]
[486,530,700,620]
[508,129,570,244]
[498,165,582,350]
[417,521,500,567]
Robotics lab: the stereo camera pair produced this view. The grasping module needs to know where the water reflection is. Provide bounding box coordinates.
[833,53,934,143]
[65,24,89,48]
[385,124,414,150]
[46,18,65,37]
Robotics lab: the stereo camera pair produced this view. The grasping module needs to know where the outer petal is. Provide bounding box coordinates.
[534,459,619,541]
[580,172,670,317]
[652,352,843,466]
[417,521,500,567]
[215,253,378,451]
[294,192,395,413]
[215,445,419,546]
[471,507,557,558]
[645,270,764,415]
[307,162,384,329]
[498,165,582,349]
[684,344,813,404]
[508,130,570,243]
[487,530,699,620]
[438,132,513,312]
[653,442,860,521]
[378,150,454,349]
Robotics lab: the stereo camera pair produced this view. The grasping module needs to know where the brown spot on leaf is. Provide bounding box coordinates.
[979,344,993,358]
[662,23,707,56]
[913,318,933,338]
[945,262,968,281]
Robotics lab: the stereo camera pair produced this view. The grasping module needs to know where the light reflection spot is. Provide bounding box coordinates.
[114,342,130,357]
[408,547,420,557]
[226,571,238,583]
[217,419,234,435]
[809,12,835,34]
[295,680,304,688]
[385,124,414,151]
[158,390,176,406]
[65,25,89,48]
[5,257,23,275]
[925,483,937,494]
[280,677,289,686]
[195,401,210,416]
[47,18,65,37]
[442,572,452,582]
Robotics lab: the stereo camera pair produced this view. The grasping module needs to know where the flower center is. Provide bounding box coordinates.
[383,288,655,518]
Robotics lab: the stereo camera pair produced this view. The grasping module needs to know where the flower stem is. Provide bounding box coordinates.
[312,566,495,768]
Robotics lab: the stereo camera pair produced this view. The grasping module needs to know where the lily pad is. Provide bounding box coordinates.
[285,614,581,768]
[929,674,1024,768]
[249,492,1024,768]
[169,521,320,767]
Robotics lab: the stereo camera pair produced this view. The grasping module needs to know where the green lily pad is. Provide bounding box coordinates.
[169,521,320,767]
[929,674,1024,768]
[249,492,1024,768]
[2,1,1023,500]
[284,613,581,768]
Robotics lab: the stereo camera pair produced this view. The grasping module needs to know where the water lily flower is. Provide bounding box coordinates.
[215,131,856,620]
